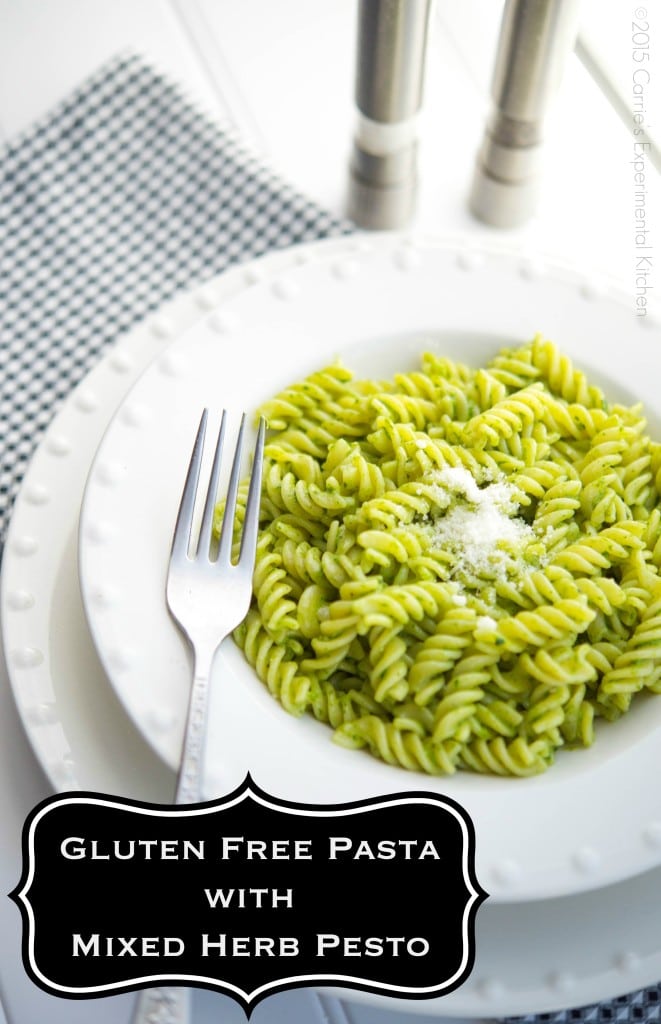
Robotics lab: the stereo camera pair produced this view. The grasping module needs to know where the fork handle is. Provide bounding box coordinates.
[131,986,191,1024]
[129,652,215,1024]
[176,646,218,804]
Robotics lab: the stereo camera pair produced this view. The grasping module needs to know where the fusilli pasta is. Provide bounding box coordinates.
[222,336,661,776]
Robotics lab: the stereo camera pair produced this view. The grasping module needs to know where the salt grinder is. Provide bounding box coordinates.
[470,0,581,228]
[347,0,432,229]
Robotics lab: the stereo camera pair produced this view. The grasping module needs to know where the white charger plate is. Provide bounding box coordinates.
[5,234,661,1018]
[77,234,661,906]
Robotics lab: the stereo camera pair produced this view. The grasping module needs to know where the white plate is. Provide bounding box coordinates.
[0,258,290,798]
[5,235,661,1018]
[78,234,661,906]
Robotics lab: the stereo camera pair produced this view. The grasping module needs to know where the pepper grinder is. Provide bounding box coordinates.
[470,0,581,228]
[347,0,432,230]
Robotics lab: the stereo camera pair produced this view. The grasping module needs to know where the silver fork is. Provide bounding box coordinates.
[131,408,265,1024]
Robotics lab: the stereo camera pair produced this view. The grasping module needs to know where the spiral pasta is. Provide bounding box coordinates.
[222,335,661,777]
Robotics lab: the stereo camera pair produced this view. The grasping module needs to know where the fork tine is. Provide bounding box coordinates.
[170,409,208,562]
[239,416,265,564]
[197,410,227,559]
[217,413,248,565]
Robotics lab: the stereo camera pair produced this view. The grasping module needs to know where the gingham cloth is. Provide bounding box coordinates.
[0,52,349,547]
[509,990,660,1024]
[0,51,658,1024]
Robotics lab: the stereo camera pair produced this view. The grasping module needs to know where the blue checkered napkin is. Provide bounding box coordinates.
[507,987,660,1023]
[0,52,350,549]
[0,50,659,1024]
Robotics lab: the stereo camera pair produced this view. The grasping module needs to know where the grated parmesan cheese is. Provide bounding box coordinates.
[421,467,534,577]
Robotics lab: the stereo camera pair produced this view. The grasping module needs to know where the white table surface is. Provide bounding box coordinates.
[0,2,659,1023]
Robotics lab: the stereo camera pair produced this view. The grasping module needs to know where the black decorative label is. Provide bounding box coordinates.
[10,775,487,1014]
